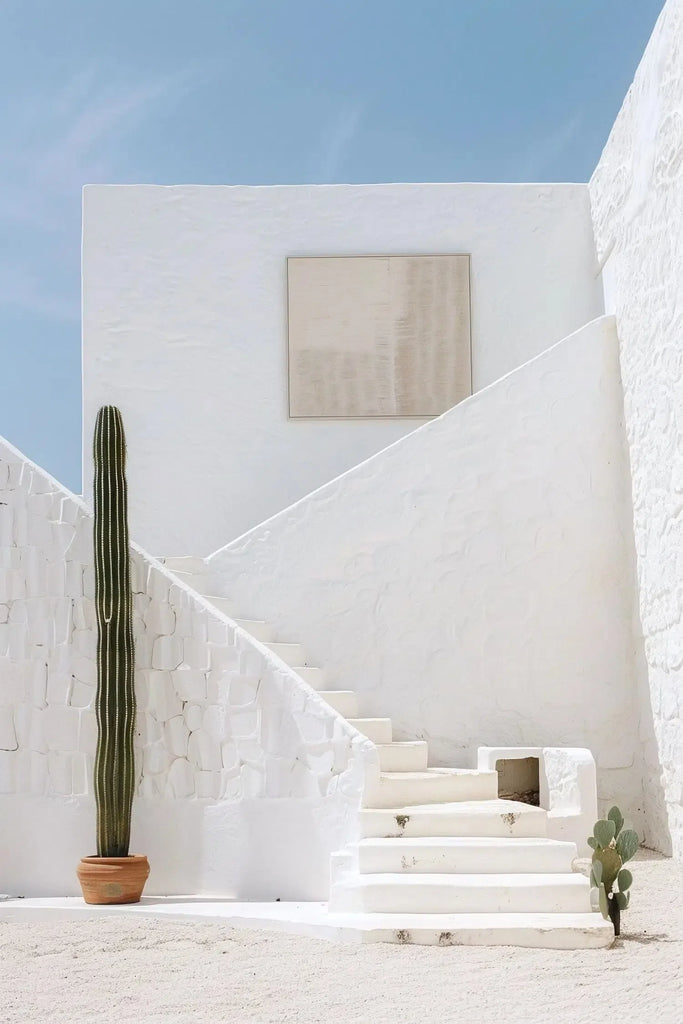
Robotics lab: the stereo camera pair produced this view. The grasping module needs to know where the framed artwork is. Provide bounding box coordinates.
[287,254,471,418]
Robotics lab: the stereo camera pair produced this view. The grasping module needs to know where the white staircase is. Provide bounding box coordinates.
[160,556,613,948]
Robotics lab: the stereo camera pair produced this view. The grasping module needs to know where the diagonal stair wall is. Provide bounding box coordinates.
[0,436,376,898]
[207,315,651,836]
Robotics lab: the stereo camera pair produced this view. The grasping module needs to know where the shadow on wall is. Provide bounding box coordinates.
[133,798,338,899]
[131,801,206,896]
[631,600,672,855]
[601,391,670,853]
[1,766,349,899]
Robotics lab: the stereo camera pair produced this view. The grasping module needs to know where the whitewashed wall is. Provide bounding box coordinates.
[0,437,374,898]
[208,317,650,833]
[82,183,603,554]
[590,0,683,857]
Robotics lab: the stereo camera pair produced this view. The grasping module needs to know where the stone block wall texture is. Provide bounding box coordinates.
[208,317,651,836]
[590,0,683,857]
[0,436,373,896]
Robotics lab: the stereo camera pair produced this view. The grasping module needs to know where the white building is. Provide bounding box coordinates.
[0,0,680,947]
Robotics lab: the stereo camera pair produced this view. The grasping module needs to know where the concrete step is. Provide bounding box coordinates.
[264,642,308,668]
[294,667,326,689]
[348,718,393,744]
[203,595,236,618]
[363,769,498,809]
[161,556,207,575]
[377,741,429,772]
[233,619,274,643]
[331,872,591,915]
[323,911,613,948]
[318,691,359,717]
[361,799,548,839]
[170,570,209,591]
[357,837,577,875]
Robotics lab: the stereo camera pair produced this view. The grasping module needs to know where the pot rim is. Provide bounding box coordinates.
[80,855,149,865]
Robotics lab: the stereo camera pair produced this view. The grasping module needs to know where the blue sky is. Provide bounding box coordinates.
[0,0,664,492]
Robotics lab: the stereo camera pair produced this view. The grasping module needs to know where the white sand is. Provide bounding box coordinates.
[1,851,680,1024]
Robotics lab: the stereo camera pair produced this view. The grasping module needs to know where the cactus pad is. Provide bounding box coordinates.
[592,846,621,891]
[598,884,609,920]
[616,829,639,863]
[607,806,624,838]
[593,818,616,849]
[617,868,633,892]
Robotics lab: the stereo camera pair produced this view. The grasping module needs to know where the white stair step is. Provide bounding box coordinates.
[169,570,209,591]
[323,911,613,948]
[377,742,428,772]
[331,872,591,915]
[161,556,208,575]
[361,799,548,839]
[348,719,393,744]
[264,642,308,668]
[294,667,326,689]
[363,769,498,808]
[357,837,577,875]
[203,595,236,618]
[318,691,359,717]
[233,619,274,643]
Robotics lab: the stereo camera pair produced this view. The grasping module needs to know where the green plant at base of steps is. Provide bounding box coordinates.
[587,806,638,937]
[93,406,136,858]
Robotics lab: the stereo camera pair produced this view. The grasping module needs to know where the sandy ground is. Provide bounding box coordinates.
[0,850,680,1024]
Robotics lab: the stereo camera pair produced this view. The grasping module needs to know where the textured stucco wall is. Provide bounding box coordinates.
[82,182,603,554]
[590,0,683,857]
[0,437,373,898]
[208,317,649,831]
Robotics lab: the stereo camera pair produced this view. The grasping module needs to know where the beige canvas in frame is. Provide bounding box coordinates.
[287,254,471,418]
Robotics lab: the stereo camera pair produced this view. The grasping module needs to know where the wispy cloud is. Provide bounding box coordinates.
[0,65,194,318]
[310,102,362,182]
[517,112,584,180]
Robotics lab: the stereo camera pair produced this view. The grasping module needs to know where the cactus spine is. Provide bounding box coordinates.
[93,406,136,858]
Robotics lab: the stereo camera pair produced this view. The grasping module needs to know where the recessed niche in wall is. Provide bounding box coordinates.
[287,255,472,418]
[495,757,540,807]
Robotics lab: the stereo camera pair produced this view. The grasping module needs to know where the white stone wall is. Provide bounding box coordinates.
[82,182,603,554]
[208,317,648,832]
[0,436,374,897]
[590,0,683,857]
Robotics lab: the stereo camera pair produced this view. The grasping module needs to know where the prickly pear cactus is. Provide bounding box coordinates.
[587,806,638,936]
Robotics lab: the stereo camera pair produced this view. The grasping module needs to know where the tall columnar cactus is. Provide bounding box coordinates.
[588,806,638,937]
[93,406,136,858]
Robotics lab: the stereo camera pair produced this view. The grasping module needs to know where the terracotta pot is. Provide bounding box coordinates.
[77,855,150,905]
